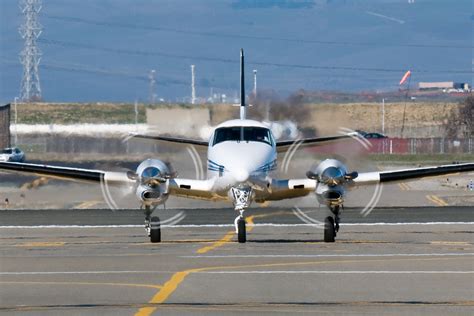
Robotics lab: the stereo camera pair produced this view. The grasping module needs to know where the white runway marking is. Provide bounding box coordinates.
[183,253,474,259]
[1,222,473,229]
[198,271,474,274]
[2,268,472,276]
[0,270,175,275]
[366,11,405,24]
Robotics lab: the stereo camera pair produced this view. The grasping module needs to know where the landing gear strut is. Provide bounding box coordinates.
[324,205,341,243]
[324,216,335,242]
[231,186,252,244]
[144,205,161,243]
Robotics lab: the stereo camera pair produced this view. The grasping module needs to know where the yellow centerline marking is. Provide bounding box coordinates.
[195,212,287,254]
[134,256,466,316]
[16,242,65,247]
[20,177,49,190]
[195,215,256,254]
[426,195,448,206]
[431,195,448,206]
[398,182,410,191]
[195,231,235,254]
[75,200,100,209]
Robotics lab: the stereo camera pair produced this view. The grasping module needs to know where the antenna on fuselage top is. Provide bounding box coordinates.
[240,48,246,120]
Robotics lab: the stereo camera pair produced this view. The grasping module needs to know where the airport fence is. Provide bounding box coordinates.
[315,138,473,155]
[15,135,474,156]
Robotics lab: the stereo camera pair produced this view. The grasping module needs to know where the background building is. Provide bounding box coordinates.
[418,81,470,92]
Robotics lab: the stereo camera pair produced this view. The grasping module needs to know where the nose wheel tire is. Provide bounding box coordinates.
[324,216,336,243]
[237,218,246,243]
[150,216,161,243]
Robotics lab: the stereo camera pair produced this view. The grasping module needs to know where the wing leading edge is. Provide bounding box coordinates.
[0,161,131,184]
[130,133,356,152]
[129,134,208,148]
[0,161,219,201]
[354,163,474,185]
[275,134,357,153]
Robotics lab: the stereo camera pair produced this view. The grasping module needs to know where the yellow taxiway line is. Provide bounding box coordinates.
[426,195,448,206]
[195,215,257,254]
[195,211,287,254]
[398,182,410,191]
[75,200,101,209]
[133,256,468,316]
[195,231,235,254]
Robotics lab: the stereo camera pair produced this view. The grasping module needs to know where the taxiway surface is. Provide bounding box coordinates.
[0,207,473,315]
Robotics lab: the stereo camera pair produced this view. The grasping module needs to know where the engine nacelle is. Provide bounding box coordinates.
[136,184,168,205]
[307,159,358,208]
[315,183,345,207]
[135,159,172,206]
[306,159,357,187]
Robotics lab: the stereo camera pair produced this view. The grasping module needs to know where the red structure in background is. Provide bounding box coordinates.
[310,138,473,155]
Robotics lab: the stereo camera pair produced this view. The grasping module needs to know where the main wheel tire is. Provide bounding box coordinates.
[237,218,246,243]
[150,216,161,243]
[324,216,336,243]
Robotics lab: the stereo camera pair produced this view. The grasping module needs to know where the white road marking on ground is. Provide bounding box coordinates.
[0,271,176,275]
[198,271,474,274]
[0,222,473,229]
[183,253,474,259]
[366,11,405,24]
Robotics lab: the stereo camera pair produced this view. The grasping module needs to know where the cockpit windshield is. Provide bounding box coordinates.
[213,127,273,146]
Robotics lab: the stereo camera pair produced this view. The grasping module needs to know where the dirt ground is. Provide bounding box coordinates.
[13,101,462,138]
[207,101,460,137]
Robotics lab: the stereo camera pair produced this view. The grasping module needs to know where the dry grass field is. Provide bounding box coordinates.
[12,101,463,138]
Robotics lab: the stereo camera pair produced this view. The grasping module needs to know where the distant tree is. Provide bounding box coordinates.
[460,95,474,137]
[249,89,310,123]
[446,95,474,138]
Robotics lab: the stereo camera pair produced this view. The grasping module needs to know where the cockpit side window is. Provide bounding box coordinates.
[213,127,274,146]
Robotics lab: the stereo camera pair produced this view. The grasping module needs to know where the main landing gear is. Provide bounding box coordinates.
[324,205,341,243]
[144,205,161,243]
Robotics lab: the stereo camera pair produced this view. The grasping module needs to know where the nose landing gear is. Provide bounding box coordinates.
[235,212,246,243]
[230,186,253,243]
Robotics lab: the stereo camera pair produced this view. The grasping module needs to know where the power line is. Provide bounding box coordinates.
[38,38,474,75]
[1,55,467,91]
[42,14,473,49]
[1,58,237,88]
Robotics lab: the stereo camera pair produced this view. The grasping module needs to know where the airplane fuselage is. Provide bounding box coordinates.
[206,119,277,200]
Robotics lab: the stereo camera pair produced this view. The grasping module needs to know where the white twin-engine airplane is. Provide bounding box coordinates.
[1,49,473,243]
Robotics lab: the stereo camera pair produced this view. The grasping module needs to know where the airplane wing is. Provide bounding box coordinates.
[168,178,222,201]
[265,178,316,200]
[0,161,219,201]
[275,134,357,153]
[129,133,208,148]
[130,133,355,152]
[0,161,132,184]
[353,162,474,185]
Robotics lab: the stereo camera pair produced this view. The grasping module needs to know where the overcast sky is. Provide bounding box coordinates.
[0,0,472,102]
